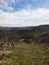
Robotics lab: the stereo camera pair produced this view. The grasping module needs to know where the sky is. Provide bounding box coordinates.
[0,0,49,27]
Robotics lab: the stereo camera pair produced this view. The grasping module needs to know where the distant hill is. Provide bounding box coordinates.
[0,25,49,44]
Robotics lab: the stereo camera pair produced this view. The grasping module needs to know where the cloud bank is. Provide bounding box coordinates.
[0,0,49,27]
[0,8,49,27]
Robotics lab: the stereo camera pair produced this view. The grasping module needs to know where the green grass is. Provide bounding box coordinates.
[0,43,49,65]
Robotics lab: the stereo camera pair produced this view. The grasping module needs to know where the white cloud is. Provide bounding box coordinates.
[0,8,49,27]
[0,0,20,12]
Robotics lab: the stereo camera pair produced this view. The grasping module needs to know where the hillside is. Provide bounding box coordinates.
[0,25,49,65]
[0,25,49,44]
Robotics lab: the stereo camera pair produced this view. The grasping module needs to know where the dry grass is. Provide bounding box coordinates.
[0,43,49,65]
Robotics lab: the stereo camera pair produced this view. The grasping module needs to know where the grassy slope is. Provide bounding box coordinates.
[0,43,49,65]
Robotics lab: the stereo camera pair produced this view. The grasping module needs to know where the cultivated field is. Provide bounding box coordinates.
[0,43,49,65]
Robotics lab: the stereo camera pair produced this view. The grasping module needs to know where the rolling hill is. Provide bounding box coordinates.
[0,25,49,44]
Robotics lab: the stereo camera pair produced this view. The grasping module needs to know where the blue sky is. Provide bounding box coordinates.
[0,0,49,27]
